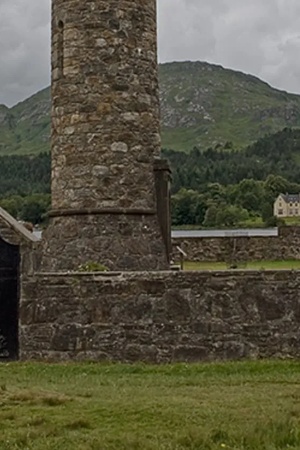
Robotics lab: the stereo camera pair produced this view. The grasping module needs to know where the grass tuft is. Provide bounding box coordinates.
[64,418,93,430]
[8,389,71,407]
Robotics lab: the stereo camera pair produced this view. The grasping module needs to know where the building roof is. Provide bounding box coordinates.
[280,193,300,203]
[0,207,39,243]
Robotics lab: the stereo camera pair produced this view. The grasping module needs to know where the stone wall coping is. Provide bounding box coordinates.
[29,269,300,278]
[172,235,277,240]
[48,208,157,218]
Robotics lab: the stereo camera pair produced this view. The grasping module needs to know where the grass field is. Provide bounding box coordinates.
[1,362,300,449]
[281,217,300,226]
[183,260,300,271]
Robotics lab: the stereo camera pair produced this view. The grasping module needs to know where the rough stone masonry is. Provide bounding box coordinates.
[42,0,170,271]
[19,1,300,363]
[20,270,300,362]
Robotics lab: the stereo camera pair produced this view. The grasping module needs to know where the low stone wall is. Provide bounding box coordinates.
[20,270,300,362]
[172,227,300,262]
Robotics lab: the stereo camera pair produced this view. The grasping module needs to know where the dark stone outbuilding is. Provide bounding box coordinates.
[0,208,38,359]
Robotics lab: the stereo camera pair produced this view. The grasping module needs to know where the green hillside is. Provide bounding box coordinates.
[160,62,300,151]
[2,61,300,154]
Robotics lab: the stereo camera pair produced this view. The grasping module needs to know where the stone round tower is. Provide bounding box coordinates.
[42,0,171,270]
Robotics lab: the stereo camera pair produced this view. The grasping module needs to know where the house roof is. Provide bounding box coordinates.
[0,207,39,243]
[280,193,300,203]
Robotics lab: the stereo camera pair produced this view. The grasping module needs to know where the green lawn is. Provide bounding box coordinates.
[183,260,300,271]
[1,362,300,449]
[282,217,300,226]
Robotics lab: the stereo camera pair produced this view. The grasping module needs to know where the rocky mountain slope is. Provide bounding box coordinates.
[1,61,300,154]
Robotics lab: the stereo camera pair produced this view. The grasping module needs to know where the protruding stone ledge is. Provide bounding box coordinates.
[48,208,157,218]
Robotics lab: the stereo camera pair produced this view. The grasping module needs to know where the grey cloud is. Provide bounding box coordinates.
[158,0,300,94]
[1,0,300,106]
[0,0,51,107]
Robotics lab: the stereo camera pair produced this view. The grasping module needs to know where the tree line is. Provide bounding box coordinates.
[0,153,50,224]
[165,128,300,227]
[171,175,296,228]
[1,127,300,226]
[164,128,300,193]
[0,152,50,196]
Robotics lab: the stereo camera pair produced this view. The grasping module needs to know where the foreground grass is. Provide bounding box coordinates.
[1,362,300,449]
[183,259,300,271]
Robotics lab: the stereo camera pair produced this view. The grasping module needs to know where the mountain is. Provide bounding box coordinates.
[160,62,300,151]
[0,88,50,155]
[2,61,300,154]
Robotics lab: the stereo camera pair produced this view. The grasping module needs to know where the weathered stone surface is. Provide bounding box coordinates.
[41,213,168,271]
[172,227,300,263]
[20,270,300,362]
[51,0,161,207]
[44,0,170,270]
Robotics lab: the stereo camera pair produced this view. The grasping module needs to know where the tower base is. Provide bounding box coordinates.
[41,211,169,271]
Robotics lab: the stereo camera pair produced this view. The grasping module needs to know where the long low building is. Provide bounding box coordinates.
[171,228,278,238]
[172,226,300,262]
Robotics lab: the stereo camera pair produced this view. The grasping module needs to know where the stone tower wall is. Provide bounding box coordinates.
[42,0,170,271]
[51,0,160,211]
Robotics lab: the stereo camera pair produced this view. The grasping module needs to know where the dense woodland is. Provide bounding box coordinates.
[166,128,300,227]
[0,153,50,224]
[1,128,300,226]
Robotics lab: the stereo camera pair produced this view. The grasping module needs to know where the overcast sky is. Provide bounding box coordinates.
[1,0,300,107]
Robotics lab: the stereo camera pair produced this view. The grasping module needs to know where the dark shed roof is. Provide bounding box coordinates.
[0,207,39,246]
